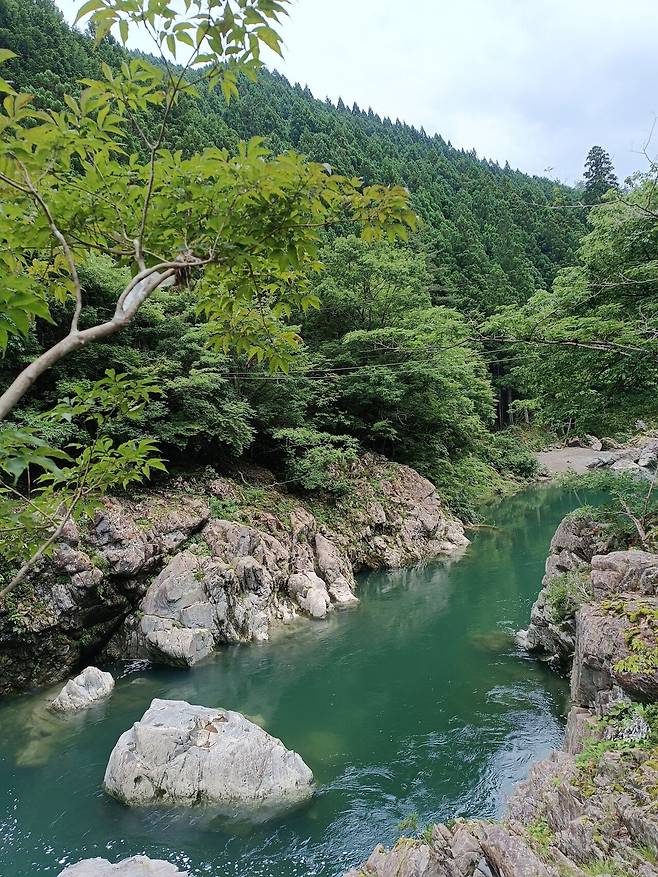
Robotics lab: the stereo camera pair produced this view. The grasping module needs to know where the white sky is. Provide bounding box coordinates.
[55,0,658,183]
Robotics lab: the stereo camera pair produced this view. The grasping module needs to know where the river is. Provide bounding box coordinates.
[0,486,585,876]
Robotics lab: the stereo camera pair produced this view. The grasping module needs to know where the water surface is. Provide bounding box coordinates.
[0,487,583,876]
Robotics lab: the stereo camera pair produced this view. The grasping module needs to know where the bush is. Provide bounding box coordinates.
[271,427,360,494]
[479,430,539,479]
[544,571,591,623]
[431,454,514,521]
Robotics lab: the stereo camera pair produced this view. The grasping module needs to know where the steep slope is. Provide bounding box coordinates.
[0,0,586,315]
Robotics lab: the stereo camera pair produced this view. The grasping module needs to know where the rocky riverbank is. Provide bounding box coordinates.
[0,454,467,695]
[537,433,658,477]
[344,514,658,877]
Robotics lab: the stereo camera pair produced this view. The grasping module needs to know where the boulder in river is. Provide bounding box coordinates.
[103,698,314,809]
[50,666,115,712]
[59,856,186,875]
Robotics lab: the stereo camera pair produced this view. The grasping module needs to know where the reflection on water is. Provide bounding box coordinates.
[0,486,593,877]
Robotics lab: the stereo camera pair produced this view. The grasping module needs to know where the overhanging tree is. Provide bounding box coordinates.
[0,0,414,599]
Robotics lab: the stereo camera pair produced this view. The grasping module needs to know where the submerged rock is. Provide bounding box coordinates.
[59,856,186,875]
[104,698,314,809]
[50,666,115,712]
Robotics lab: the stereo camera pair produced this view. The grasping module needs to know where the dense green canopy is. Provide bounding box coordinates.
[1,0,654,528]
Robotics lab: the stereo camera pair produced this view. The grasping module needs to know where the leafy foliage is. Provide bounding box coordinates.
[0,0,416,595]
[0,370,165,589]
[544,571,591,624]
[560,471,658,550]
[488,178,658,435]
[271,427,359,495]
[577,701,658,767]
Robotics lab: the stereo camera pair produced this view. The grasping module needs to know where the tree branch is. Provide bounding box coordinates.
[0,489,81,605]
[0,266,181,420]
[14,159,84,332]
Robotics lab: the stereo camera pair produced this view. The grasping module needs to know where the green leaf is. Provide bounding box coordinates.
[74,0,105,23]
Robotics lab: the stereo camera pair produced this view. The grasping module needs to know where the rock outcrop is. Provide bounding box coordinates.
[59,856,186,876]
[104,698,314,809]
[108,517,358,667]
[50,666,115,712]
[0,493,209,694]
[587,438,658,473]
[1,456,467,691]
[516,514,613,664]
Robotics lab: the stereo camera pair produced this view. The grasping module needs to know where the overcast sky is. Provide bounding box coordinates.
[56,0,658,183]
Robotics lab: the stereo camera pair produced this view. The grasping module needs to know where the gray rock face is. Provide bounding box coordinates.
[104,698,314,808]
[566,549,658,708]
[50,666,115,712]
[359,463,469,569]
[129,550,249,667]
[591,550,658,599]
[116,517,361,665]
[2,458,468,692]
[0,493,210,695]
[59,856,186,876]
[516,515,612,664]
[345,821,558,877]
[344,842,436,877]
[571,598,658,706]
[89,496,210,579]
[563,706,598,754]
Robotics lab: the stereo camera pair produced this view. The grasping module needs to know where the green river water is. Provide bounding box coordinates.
[0,486,584,876]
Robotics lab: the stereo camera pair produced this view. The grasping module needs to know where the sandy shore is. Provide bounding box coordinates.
[536,447,615,475]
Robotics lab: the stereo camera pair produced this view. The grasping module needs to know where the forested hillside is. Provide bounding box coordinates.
[0,0,655,524]
[0,0,587,312]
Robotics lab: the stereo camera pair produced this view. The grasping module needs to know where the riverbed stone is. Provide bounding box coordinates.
[50,666,115,712]
[58,856,186,875]
[611,458,641,473]
[103,698,314,808]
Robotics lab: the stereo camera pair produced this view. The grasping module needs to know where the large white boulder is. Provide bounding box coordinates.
[103,698,314,809]
[50,666,115,712]
[59,856,185,876]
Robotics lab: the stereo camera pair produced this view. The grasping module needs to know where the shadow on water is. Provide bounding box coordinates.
[0,485,597,877]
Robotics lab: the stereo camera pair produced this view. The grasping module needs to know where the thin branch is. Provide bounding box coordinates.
[0,488,82,604]
[619,496,649,549]
[14,159,83,332]
[481,335,652,358]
